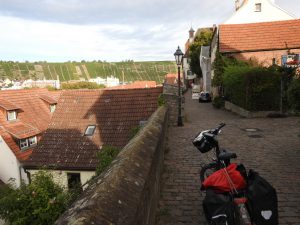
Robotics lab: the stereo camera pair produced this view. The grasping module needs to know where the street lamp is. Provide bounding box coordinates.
[174,46,184,126]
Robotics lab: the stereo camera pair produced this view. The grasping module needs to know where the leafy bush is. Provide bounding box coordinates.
[0,171,72,225]
[223,66,281,111]
[61,81,105,89]
[96,145,120,175]
[212,52,248,87]
[129,126,141,140]
[287,79,300,111]
[158,94,166,106]
[212,96,225,109]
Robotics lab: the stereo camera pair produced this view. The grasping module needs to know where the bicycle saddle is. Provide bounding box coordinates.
[218,151,237,161]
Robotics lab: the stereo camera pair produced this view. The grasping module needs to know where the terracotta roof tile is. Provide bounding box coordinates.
[39,95,58,104]
[0,98,21,110]
[4,122,40,139]
[0,89,61,161]
[24,87,163,170]
[107,81,157,89]
[219,19,300,53]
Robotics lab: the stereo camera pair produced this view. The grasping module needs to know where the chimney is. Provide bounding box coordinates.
[235,0,240,11]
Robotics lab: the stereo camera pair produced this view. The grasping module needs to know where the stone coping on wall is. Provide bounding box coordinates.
[225,101,280,118]
[54,106,168,225]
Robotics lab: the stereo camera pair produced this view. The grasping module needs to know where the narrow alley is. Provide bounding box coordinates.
[157,89,300,225]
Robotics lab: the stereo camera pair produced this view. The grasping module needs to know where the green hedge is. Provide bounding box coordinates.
[287,79,300,111]
[223,66,281,111]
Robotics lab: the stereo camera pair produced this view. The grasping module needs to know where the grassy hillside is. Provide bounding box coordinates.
[0,61,177,83]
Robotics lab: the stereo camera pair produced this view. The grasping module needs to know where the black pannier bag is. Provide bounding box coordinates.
[246,170,278,225]
[203,189,235,225]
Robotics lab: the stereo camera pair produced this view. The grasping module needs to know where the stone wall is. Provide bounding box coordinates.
[163,84,185,126]
[55,106,168,225]
[225,101,280,118]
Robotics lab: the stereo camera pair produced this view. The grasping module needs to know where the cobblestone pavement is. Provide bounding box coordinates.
[156,89,300,225]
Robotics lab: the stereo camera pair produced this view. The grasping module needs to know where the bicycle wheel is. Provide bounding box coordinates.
[200,163,218,183]
[234,202,252,225]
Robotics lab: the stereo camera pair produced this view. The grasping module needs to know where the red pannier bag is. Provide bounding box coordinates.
[203,163,246,192]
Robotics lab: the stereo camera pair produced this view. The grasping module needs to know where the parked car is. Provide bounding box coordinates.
[199,91,211,102]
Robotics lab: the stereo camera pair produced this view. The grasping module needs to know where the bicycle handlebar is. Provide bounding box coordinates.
[210,123,226,135]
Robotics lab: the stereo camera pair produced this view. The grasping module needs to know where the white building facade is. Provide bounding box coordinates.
[0,136,28,187]
[224,0,296,24]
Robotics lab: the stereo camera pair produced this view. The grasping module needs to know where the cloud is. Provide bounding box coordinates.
[0,0,298,62]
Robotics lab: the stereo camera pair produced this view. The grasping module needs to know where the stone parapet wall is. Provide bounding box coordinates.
[225,101,280,118]
[163,84,185,126]
[55,106,168,225]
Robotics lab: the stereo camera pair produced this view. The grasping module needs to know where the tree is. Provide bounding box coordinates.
[188,29,213,77]
[96,145,120,175]
[61,81,105,89]
[0,171,73,225]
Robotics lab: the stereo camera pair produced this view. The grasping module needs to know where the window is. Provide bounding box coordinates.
[50,104,56,113]
[7,110,16,121]
[20,139,29,150]
[20,136,37,150]
[67,173,82,190]
[255,3,262,12]
[84,125,96,136]
[29,136,37,146]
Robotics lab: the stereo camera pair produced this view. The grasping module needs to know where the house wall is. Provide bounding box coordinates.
[28,169,95,190]
[0,136,22,187]
[224,0,295,24]
[229,48,300,66]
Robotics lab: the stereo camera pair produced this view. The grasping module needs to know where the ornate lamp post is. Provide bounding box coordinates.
[174,46,184,126]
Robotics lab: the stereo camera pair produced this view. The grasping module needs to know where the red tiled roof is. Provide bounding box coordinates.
[0,89,61,161]
[4,122,40,139]
[219,19,300,53]
[24,87,163,170]
[164,73,183,86]
[39,95,58,104]
[0,98,21,110]
[108,81,157,89]
[165,73,178,85]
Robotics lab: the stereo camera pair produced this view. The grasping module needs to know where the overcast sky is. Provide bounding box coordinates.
[0,0,299,62]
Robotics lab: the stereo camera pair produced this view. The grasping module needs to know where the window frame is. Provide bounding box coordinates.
[50,104,56,113]
[20,138,29,150]
[84,125,96,136]
[7,110,17,121]
[255,3,262,12]
[20,136,38,150]
[28,136,37,146]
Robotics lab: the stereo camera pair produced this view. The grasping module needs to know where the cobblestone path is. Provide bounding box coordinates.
[156,89,300,225]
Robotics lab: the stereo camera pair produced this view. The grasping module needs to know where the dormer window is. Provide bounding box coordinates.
[50,104,56,113]
[255,3,262,12]
[20,139,29,149]
[84,125,96,136]
[20,136,37,150]
[7,110,17,121]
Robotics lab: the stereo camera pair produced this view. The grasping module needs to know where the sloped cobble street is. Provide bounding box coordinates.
[156,89,300,225]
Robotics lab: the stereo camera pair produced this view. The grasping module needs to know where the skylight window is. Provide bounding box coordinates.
[7,110,16,121]
[84,125,96,136]
[255,3,262,12]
